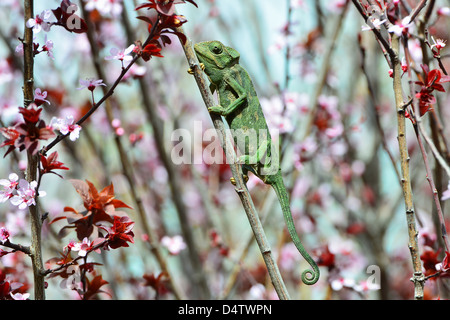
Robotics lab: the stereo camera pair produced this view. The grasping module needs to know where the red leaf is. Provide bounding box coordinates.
[83,275,109,300]
[52,0,88,34]
[142,43,164,61]
[441,251,450,272]
[19,105,42,124]
[156,1,176,16]
[40,151,69,177]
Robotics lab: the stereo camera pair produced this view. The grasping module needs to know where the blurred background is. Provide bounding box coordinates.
[0,0,450,299]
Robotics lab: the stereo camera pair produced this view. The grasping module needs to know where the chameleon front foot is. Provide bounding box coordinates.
[230,175,248,185]
[187,62,205,74]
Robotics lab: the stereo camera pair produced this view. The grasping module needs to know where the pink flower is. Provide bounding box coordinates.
[388,16,413,36]
[105,44,135,62]
[0,227,10,243]
[42,35,54,59]
[430,37,447,56]
[26,10,53,33]
[10,292,30,300]
[71,237,93,257]
[50,115,82,141]
[0,173,19,203]
[15,43,23,56]
[361,17,386,31]
[34,88,50,106]
[401,57,409,73]
[71,237,104,257]
[77,78,106,92]
[9,179,46,210]
[441,181,450,201]
[437,7,450,16]
[161,235,186,255]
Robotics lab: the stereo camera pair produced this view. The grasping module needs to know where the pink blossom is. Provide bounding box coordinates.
[0,173,19,203]
[430,37,447,55]
[77,78,106,91]
[15,43,23,56]
[71,237,92,257]
[331,277,356,291]
[437,7,450,16]
[34,88,50,106]
[354,280,380,292]
[9,179,46,210]
[388,16,413,36]
[442,181,450,201]
[26,10,53,33]
[50,115,82,141]
[10,292,30,300]
[0,59,13,85]
[361,17,386,31]
[0,227,10,243]
[401,57,409,73]
[325,123,344,139]
[161,235,186,255]
[42,35,54,59]
[105,44,135,62]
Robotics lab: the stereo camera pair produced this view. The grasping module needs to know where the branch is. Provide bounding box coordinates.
[23,0,46,301]
[391,33,425,300]
[351,0,396,60]
[175,24,291,300]
[0,240,31,255]
[409,0,428,23]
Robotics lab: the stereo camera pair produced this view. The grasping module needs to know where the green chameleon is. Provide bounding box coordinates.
[191,40,320,285]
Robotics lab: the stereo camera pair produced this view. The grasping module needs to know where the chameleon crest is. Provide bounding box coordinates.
[192,40,320,285]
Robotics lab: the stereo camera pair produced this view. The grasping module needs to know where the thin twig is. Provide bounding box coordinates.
[0,240,31,255]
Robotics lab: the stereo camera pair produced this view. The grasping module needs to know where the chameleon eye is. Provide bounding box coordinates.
[210,43,223,54]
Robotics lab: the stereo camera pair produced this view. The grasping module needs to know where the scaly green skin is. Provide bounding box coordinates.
[193,40,320,285]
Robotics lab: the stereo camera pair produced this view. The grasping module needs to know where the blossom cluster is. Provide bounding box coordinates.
[0,173,45,210]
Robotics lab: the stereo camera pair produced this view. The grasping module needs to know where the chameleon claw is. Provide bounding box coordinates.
[187,63,205,75]
[230,175,248,186]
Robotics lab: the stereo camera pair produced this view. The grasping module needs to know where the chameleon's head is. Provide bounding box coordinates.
[194,41,240,75]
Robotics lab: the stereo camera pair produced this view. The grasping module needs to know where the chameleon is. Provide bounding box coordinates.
[190,40,320,285]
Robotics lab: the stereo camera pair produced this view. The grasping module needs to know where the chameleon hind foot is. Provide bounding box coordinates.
[230,175,248,185]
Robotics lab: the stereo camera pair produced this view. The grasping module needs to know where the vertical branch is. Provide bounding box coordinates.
[23,0,46,300]
[391,34,425,300]
[175,24,291,300]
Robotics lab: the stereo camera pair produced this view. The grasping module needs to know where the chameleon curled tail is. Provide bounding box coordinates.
[271,178,320,285]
